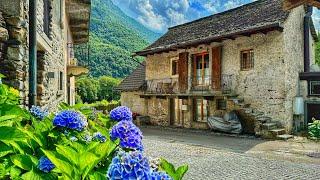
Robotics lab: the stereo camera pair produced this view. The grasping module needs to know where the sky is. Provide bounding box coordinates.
[111,0,320,33]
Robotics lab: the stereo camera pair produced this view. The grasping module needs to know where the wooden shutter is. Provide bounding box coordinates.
[178,52,189,93]
[212,47,221,90]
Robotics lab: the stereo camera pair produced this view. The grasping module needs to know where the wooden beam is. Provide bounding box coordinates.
[283,0,320,10]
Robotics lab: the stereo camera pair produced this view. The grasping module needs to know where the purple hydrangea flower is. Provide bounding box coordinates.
[150,171,173,180]
[93,132,106,142]
[37,156,55,173]
[110,106,133,121]
[110,120,143,151]
[53,110,87,131]
[107,151,151,180]
[30,105,48,120]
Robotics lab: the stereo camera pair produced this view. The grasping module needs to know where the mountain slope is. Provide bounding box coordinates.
[80,0,161,78]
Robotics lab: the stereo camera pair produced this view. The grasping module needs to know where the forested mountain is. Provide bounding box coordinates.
[81,0,161,78]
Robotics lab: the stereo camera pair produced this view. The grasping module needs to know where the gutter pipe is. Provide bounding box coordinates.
[28,0,37,107]
[304,6,313,72]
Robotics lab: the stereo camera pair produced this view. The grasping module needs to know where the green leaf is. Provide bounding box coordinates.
[41,149,73,179]
[10,166,22,178]
[0,142,13,158]
[88,172,106,180]
[0,115,17,121]
[0,163,6,179]
[175,165,189,179]
[21,169,57,180]
[0,126,26,141]
[55,145,78,165]
[10,154,38,171]
[159,158,188,180]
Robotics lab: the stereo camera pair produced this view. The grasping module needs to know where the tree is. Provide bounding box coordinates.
[316,35,320,65]
[76,77,99,103]
[98,76,121,101]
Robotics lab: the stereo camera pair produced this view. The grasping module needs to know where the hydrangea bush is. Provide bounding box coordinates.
[0,75,188,179]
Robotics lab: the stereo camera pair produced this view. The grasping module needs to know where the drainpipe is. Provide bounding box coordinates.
[28,0,37,107]
[304,6,313,72]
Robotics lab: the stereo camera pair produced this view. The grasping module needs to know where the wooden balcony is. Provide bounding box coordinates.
[142,74,235,98]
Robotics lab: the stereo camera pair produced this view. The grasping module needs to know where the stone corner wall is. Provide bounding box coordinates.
[0,0,68,111]
[120,91,146,115]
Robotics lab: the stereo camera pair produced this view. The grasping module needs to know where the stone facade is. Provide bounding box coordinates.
[0,0,90,110]
[122,6,317,134]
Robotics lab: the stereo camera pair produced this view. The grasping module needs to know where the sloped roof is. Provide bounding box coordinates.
[115,62,146,91]
[136,0,290,56]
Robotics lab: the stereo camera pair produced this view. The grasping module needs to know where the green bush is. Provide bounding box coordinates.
[76,76,121,103]
[308,118,320,140]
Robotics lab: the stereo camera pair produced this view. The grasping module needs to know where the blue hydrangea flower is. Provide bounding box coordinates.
[110,106,133,121]
[93,132,106,142]
[53,110,87,131]
[150,171,173,180]
[70,136,78,142]
[110,120,143,151]
[107,151,151,180]
[30,105,48,120]
[83,133,92,143]
[37,156,55,173]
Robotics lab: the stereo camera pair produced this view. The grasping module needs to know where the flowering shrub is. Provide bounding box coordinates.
[37,156,55,173]
[0,75,188,179]
[309,118,320,140]
[30,105,48,120]
[110,120,144,151]
[110,106,133,121]
[53,110,88,131]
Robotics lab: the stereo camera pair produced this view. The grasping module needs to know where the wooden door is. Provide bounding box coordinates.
[178,52,189,93]
[212,47,222,90]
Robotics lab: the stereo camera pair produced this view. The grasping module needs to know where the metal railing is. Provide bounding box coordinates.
[145,74,234,95]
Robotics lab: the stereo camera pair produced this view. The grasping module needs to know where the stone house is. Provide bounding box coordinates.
[0,0,91,109]
[118,0,320,138]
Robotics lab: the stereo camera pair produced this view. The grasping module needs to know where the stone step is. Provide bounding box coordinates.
[261,128,286,139]
[238,103,250,108]
[251,112,264,118]
[261,122,278,130]
[269,128,286,136]
[276,134,294,141]
[256,116,272,123]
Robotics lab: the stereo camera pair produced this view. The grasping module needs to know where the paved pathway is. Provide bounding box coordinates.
[141,127,320,180]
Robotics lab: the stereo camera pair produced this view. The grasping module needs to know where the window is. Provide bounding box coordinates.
[171,57,178,76]
[59,72,63,91]
[216,99,227,110]
[193,53,210,86]
[194,99,208,122]
[43,0,51,37]
[240,50,254,70]
[309,81,320,96]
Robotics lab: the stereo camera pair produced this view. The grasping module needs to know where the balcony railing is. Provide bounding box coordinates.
[145,74,234,95]
[146,77,179,94]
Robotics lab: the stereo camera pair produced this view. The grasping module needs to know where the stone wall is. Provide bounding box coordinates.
[0,0,29,106]
[146,97,169,126]
[120,91,146,115]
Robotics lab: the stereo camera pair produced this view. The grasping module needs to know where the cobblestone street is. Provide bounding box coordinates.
[142,127,320,180]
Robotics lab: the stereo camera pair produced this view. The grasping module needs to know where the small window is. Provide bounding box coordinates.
[171,57,179,76]
[309,81,320,96]
[216,99,227,110]
[240,50,254,70]
[59,72,63,91]
[43,0,51,37]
